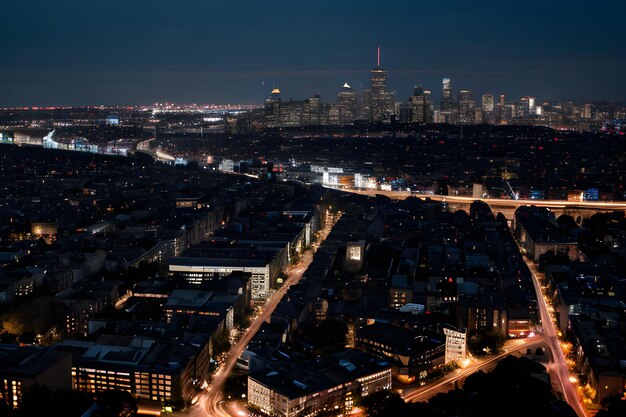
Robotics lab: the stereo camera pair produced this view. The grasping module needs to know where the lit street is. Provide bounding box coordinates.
[402,337,546,403]
[524,257,587,417]
[174,212,340,417]
[2,3,625,417]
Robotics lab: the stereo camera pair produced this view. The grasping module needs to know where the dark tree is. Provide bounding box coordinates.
[298,317,348,349]
[467,329,505,356]
[596,395,626,417]
[360,391,407,417]
[95,390,138,417]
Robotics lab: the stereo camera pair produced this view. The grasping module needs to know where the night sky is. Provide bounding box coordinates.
[2,0,624,106]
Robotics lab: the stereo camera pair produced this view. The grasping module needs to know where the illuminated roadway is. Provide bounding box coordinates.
[175,214,339,417]
[402,337,546,403]
[135,138,176,162]
[524,257,587,417]
[328,187,626,211]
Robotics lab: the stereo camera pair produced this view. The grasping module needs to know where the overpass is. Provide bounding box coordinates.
[325,186,626,223]
[134,138,177,163]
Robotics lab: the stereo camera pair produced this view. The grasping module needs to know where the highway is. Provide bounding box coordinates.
[328,186,626,211]
[402,337,546,403]
[174,212,339,417]
[135,138,176,162]
[524,258,588,417]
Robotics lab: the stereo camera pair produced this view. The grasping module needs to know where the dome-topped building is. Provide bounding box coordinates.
[270,87,281,102]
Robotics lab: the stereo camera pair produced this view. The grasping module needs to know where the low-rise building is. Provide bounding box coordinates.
[0,345,72,409]
[169,256,277,302]
[56,331,212,408]
[248,349,391,417]
[164,289,236,331]
[515,206,579,262]
[570,318,626,403]
[355,322,445,379]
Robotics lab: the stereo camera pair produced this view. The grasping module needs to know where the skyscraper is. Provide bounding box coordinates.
[336,82,358,125]
[362,47,395,123]
[519,96,536,117]
[304,95,322,125]
[457,89,476,123]
[409,86,432,123]
[264,88,282,127]
[440,78,454,111]
[481,94,494,112]
[481,94,495,124]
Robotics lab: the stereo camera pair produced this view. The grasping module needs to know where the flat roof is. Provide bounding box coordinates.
[0,344,70,378]
[169,257,269,271]
[249,349,391,400]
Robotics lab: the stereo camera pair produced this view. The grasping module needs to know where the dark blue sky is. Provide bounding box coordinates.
[2,0,624,106]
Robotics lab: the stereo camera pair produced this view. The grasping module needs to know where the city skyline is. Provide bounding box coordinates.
[2,2,626,417]
[2,0,625,106]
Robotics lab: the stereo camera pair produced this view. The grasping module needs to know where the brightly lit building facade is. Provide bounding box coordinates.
[58,334,211,407]
[169,257,275,302]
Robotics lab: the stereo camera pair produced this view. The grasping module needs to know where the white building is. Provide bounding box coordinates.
[443,327,468,364]
[169,257,275,302]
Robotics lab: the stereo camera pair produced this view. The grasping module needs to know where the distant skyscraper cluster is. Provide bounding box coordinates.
[261,49,613,130]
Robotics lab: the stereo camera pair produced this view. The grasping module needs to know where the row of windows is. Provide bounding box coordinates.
[1,379,22,408]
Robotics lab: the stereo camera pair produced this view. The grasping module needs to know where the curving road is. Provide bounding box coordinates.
[402,337,546,403]
[175,213,339,417]
[524,258,587,417]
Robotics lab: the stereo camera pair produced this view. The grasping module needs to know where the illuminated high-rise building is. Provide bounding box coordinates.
[409,85,433,123]
[304,94,322,125]
[336,82,358,124]
[270,88,281,102]
[440,78,454,111]
[264,87,282,127]
[481,94,494,112]
[457,89,476,123]
[519,96,536,117]
[362,47,395,123]
[480,94,495,124]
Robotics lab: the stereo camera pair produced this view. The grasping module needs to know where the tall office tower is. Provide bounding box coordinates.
[457,89,476,123]
[519,96,536,117]
[304,95,322,125]
[264,87,282,127]
[440,78,454,111]
[336,82,358,125]
[495,94,508,124]
[409,86,433,123]
[270,88,281,102]
[362,47,395,122]
[481,94,494,112]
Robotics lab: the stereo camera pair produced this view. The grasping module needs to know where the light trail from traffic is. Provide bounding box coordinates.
[524,258,587,417]
[402,337,545,403]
